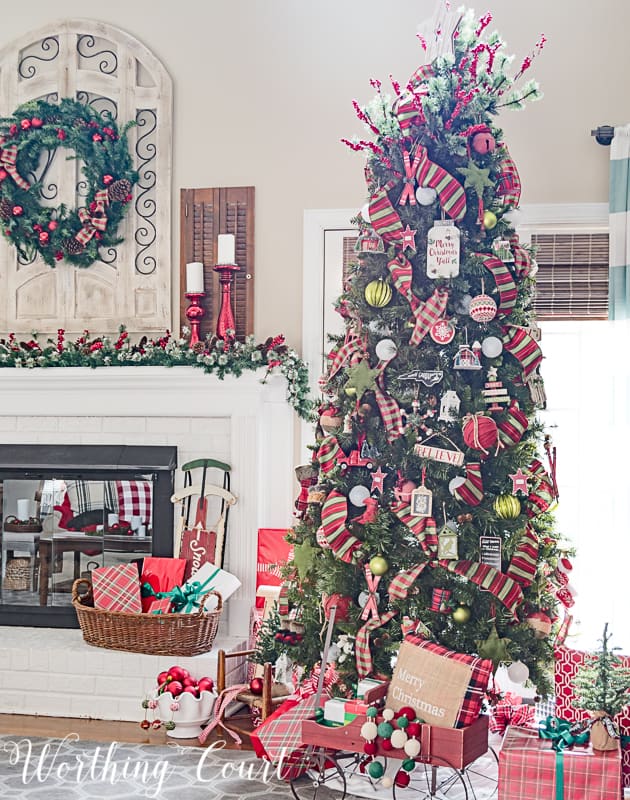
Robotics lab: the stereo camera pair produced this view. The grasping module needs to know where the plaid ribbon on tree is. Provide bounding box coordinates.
[356,609,397,677]
[388,254,450,346]
[452,462,484,506]
[324,330,365,384]
[415,144,467,221]
[392,64,433,132]
[315,435,343,474]
[369,181,405,243]
[75,189,109,245]
[502,324,543,378]
[390,503,438,557]
[320,490,361,563]
[374,353,404,443]
[498,399,529,447]
[0,142,30,190]
[475,251,518,316]
[495,144,522,207]
[509,233,533,278]
[506,523,539,586]
[525,458,556,517]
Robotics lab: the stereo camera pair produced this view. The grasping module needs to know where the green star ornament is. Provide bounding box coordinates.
[458,160,494,198]
[476,625,511,668]
[345,361,379,400]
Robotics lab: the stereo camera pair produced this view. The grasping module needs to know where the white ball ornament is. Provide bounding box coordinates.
[361,721,378,741]
[481,336,503,358]
[349,485,371,507]
[382,708,395,721]
[390,729,408,749]
[375,338,398,361]
[507,660,530,685]
[404,738,421,758]
[415,186,438,205]
[381,777,394,789]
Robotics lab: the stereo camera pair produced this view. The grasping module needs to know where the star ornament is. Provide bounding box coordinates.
[509,468,529,495]
[458,161,494,197]
[476,625,511,668]
[345,361,379,400]
[401,224,417,253]
[370,466,388,495]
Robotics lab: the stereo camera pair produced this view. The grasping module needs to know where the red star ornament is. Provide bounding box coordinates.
[401,224,417,253]
[509,468,529,495]
[371,466,388,495]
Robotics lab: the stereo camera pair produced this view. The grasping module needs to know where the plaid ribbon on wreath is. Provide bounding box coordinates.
[0,142,30,190]
[475,251,518,316]
[75,189,109,245]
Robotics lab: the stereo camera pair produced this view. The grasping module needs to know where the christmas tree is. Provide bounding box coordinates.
[270,6,569,697]
[573,624,630,719]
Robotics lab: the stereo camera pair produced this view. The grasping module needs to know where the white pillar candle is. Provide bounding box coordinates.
[17,499,30,520]
[186,262,204,293]
[217,233,235,264]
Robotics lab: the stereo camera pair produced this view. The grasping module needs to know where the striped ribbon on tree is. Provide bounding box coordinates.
[506,524,539,587]
[319,489,362,563]
[502,324,543,378]
[474,251,518,316]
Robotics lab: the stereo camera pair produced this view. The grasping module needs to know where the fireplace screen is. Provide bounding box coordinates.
[0,445,176,627]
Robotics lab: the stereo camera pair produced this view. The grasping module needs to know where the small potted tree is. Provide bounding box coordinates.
[572,623,630,751]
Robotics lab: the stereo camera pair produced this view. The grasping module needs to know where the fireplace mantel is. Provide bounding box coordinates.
[0,366,296,637]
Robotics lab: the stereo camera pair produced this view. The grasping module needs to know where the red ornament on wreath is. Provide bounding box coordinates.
[462,414,499,455]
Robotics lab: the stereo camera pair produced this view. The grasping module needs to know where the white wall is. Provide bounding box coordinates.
[0,0,626,349]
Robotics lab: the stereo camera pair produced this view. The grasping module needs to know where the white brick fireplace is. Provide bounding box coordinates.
[0,366,296,720]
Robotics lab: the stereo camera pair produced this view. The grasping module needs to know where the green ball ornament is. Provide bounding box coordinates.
[377,721,394,738]
[397,716,409,729]
[402,758,416,772]
[369,555,389,576]
[366,707,378,719]
[365,278,392,308]
[368,761,385,779]
[164,720,176,731]
[452,604,472,624]
[493,494,521,519]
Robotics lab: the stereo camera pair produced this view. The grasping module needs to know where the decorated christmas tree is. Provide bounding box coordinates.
[269,6,571,697]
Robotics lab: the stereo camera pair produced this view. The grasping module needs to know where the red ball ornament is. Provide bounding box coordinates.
[381,738,393,751]
[471,131,496,154]
[103,174,114,185]
[395,770,411,788]
[249,677,264,695]
[38,231,49,244]
[0,169,7,182]
[167,666,188,682]
[363,741,378,756]
[398,706,417,722]
[406,721,421,737]
[20,119,31,130]
[166,680,183,697]
[140,719,151,730]
[324,593,352,622]
[48,220,58,231]
[31,117,43,128]
[12,206,23,216]
[462,414,498,453]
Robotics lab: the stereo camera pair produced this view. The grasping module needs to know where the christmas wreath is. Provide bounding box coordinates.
[0,97,138,268]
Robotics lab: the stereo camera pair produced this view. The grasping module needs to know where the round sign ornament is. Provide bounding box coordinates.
[0,97,138,268]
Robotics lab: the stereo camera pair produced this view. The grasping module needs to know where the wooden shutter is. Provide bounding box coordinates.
[180,187,254,341]
[531,232,609,320]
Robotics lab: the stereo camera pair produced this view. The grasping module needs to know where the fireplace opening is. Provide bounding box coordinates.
[0,444,177,628]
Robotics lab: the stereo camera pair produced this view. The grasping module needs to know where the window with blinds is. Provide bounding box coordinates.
[531,232,609,320]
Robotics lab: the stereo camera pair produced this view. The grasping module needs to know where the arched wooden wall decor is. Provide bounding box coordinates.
[0,20,172,335]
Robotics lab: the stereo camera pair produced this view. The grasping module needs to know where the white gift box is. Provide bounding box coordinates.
[181,560,241,612]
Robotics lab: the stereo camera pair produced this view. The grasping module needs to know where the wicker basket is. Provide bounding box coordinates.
[4,557,32,590]
[4,515,42,533]
[71,578,223,657]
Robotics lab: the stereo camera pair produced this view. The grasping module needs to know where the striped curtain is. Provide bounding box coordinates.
[609,124,630,319]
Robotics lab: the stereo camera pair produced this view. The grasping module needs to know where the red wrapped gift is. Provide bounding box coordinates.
[92,563,142,613]
[489,691,535,735]
[555,645,630,788]
[256,528,291,608]
[140,556,187,613]
[499,724,621,800]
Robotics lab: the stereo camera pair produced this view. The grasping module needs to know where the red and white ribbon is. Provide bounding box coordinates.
[360,563,381,621]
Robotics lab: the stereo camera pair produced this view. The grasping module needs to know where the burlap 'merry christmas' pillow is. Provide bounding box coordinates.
[386,635,493,728]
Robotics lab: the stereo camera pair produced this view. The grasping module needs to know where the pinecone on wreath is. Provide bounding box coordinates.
[64,237,85,256]
[108,179,132,203]
[0,198,13,220]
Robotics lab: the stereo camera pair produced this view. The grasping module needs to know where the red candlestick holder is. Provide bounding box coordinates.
[213,262,240,341]
[184,292,206,346]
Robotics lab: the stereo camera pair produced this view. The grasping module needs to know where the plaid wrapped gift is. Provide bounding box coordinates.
[489,691,535,735]
[92,562,142,613]
[499,724,622,800]
[555,645,630,788]
[250,693,327,780]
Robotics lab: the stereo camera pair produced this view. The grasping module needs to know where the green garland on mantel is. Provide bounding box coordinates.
[0,326,315,421]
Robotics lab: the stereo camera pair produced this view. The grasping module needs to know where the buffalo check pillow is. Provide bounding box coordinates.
[116,480,153,526]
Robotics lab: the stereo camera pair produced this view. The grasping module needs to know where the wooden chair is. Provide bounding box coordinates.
[216,648,291,738]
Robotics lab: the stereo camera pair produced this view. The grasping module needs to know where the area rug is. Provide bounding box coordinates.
[0,734,291,800]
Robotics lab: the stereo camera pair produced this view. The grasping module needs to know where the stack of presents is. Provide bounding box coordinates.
[251,530,628,800]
